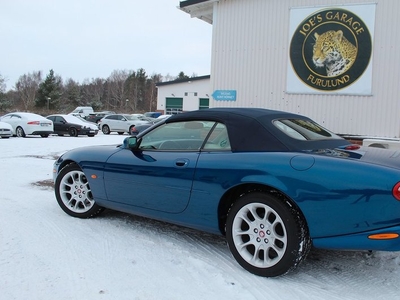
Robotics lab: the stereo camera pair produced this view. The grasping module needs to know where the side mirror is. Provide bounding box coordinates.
[123,136,139,150]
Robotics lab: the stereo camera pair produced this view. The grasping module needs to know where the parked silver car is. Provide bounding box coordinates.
[0,121,13,138]
[98,114,149,135]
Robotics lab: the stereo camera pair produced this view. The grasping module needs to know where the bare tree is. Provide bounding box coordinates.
[146,73,162,111]
[0,74,5,93]
[107,70,131,111]
[15,71,42,110]
[80,78,106,110]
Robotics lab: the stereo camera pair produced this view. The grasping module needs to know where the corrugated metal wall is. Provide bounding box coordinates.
[211,0,400,137]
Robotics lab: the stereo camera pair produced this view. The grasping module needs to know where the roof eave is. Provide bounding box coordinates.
[179,0,217,24]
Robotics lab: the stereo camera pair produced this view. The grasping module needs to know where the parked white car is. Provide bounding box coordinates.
[68,106,94,118]
[0,121,13,138]
[98,114,149,135]
[0,112,53,138]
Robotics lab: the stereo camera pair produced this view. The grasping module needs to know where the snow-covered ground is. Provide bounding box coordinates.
[1,133,399,300]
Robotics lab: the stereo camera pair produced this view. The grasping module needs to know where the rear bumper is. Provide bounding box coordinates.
[313,225,400,251]
[31,130,53,135]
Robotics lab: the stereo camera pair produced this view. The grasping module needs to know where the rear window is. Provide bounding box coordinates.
[273,119,341,140]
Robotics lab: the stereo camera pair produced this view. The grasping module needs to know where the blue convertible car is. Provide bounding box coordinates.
[53,108,400,277]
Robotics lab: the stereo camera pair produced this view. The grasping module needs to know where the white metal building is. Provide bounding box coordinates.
[156,75,211,114]
[178,0,400,138]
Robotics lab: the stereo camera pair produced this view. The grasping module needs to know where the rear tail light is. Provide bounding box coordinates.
[392,182,400,200]
[344,144,360,150]
[27,121,40,125]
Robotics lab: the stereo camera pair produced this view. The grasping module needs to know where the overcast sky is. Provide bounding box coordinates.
[1,0,212,90]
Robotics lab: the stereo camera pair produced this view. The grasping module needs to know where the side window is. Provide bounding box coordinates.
[139,121,215,151]
[203,123,231,150]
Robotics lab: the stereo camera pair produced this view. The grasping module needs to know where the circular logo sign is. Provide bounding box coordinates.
[289,8,372,91]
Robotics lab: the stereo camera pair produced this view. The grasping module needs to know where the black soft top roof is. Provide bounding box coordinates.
[166,108,349,152]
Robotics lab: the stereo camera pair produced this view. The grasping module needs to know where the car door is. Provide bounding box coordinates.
[106,115,119,131]
[56,116,69,133]
[49,116,63,133]
[115,115,127,131]
[103,120,214,213]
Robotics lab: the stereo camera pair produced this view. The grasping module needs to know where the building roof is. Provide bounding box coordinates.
[179,0,215,24]
[156,75,210,87]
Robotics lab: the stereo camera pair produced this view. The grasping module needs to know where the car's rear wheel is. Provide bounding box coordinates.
[118,132,124,135]
[69,127,78,137]
[16,126,26,137]
[226,192,310,277]
[40,134,49,138]
[55,163,104,218]
[102,125,110,134]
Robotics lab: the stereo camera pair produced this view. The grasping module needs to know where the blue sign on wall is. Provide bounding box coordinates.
[212,90,237,101]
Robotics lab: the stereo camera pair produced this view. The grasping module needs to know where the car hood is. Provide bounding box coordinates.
[309,145,400,169]
[58,144,122,164]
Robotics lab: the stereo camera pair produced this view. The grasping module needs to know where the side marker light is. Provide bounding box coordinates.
[368,233,399,240]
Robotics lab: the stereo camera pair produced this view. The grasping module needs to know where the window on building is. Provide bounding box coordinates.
[199,98,209,110]
[166,97,183,114]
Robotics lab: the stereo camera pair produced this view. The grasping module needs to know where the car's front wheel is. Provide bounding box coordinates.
[102,125,110,134]
[16,126,26,137]
[226,192,310,277]
[69,127,78,137]
[55,163,104,218]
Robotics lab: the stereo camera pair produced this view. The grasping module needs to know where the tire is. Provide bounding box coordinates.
[117,132,124,135]
[102,125,110,134]
[40,134,49,138]
[16,126,26,137]
[226,192,310,277]
[54,163,104,218]
[87,134,94,137]
[69,127,78,137]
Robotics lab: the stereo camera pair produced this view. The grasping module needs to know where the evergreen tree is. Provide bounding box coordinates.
[35,69,63,110]
[177,71,189,80]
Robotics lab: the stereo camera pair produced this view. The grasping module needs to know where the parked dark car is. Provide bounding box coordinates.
[53,108,400,277]
[130,117,164,136]
[85,112,115,124]
[47,114,99,137]
[144,111,162,118]
[130,123,153,136]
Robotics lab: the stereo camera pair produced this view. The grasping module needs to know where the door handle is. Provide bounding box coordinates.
[175,159,189,167]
